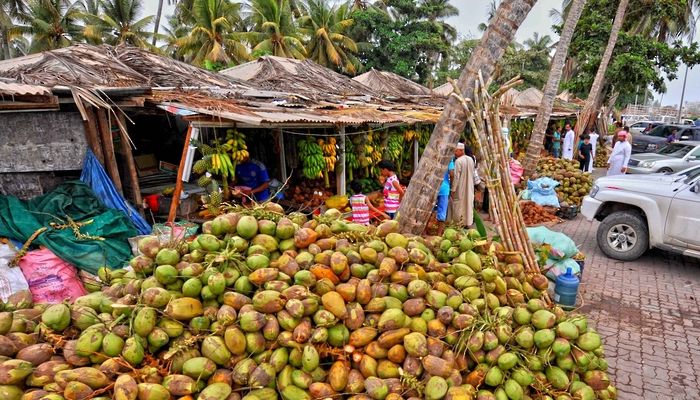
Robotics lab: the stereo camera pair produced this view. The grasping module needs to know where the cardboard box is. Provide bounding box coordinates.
[135,154,159,177]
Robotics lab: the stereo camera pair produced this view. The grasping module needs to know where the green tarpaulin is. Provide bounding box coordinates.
[0,181,138,275]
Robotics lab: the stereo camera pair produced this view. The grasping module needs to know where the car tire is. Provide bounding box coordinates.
[597,211,649,261]
[658,167,673,174]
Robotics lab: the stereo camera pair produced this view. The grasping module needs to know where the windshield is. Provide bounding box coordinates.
[657,143,693,157]
[648,126,676,138]
[675,165,700,184]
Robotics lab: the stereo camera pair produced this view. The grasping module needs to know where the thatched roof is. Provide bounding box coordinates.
[353,69,432,97]
[0,44,252,90]
[220,56,379,103]
[434,82,452,97]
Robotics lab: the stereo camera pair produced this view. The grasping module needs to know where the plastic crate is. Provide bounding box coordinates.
[557,205,579,220]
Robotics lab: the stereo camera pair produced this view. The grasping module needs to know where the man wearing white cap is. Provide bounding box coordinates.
[448,142,475,228]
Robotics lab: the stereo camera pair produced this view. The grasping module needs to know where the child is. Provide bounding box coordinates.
[349,181,388,225]
[578,135,593,172]
[551,125,561,158]
[377,160,404,219]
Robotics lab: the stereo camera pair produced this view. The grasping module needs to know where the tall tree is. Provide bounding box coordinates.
[24,0,83,52]
[398,0,537,235]
[82,0,154,47]
[575,0,628,137]
[246,0,305,59]
[0,0,27,59]
[175,0,249,67]
[522,0,586,178]
[151,0,163,46]
[299,0,358,73]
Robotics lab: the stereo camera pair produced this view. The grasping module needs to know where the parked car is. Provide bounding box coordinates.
[581,165,700,261]
[629,120,661,134]
[630,124,700,154]
[627,141,700,174]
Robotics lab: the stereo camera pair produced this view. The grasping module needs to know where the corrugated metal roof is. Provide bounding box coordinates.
[0,81,51,96]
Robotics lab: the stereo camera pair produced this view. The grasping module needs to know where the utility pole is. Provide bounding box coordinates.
[678,15,698,123]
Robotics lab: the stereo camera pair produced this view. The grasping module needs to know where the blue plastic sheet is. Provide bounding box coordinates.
[80,149,151,235]
[527,177,560,208]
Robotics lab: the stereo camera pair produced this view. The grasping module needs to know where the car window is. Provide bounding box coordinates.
[657,143,693,157]
[689,147,700,158]
[648,126,672,138]
[633,122,647,129]
[680,166,700,184]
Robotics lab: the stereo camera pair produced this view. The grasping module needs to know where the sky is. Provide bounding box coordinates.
[142,0,699,106]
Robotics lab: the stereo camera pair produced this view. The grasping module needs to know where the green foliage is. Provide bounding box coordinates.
[81,0,154,48]
[298,0,359,74]
[561,0,700,107]
[22,0,83,52]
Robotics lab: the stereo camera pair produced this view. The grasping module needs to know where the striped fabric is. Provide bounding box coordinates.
[383,175,400,213]
[350,194,370,225]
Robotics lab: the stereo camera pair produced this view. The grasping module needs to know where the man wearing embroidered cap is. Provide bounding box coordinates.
[448,142,476,228]
[606,129,632,176]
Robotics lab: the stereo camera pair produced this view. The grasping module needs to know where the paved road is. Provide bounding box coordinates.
[548,214,700,400]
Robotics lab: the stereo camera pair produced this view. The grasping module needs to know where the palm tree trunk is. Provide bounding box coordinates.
[152,0,164,47]
[398,0,537,235]
[575,0,629,138]
[1,31,10,60]
[522,0,586,178]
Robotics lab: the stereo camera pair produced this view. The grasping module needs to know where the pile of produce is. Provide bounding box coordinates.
[520,201,560,226]
[593,146,609,169]
[535,158,593,206]
[286,180,333,209]
[0,205,616,400]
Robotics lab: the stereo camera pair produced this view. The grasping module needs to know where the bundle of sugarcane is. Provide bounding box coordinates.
[449,75,540,275]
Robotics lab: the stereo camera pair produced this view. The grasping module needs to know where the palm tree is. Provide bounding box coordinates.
[151,0,163,46]
[522,0,587,178]
[399,0,538,235]
[175,0,249,67]
[82,0,153,48]
[246,0,305,59]
[0,0,27,59]
[298,0,358,73]
[523,32,553,53]
[627,0,697,43]
[419,0,458,87]
[575,0,629,139]
[23,0,82,52]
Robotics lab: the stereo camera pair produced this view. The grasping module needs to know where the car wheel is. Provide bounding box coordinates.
[658,167,673,174]
[597,211,649,261]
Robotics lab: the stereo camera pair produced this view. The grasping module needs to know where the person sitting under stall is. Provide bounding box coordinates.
[234,155,271,204]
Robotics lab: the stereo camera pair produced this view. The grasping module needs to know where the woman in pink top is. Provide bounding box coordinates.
[378,160,404,219]
[350,181,388,225]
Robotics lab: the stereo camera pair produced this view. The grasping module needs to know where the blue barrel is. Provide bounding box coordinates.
[554,268,579,308]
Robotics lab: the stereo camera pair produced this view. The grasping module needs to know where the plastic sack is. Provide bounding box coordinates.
[544,257,581,281]
[510,159,524,185]
[18,247,87,304]
[527,226,578,260]
[0,243,29,302]
[527,177,560,208]
[81,149,151,235]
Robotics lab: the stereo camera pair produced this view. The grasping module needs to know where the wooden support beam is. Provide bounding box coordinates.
[117,113,143,214]
[83,107,105,165]
[336,125,346,196]
[168,125,193,223]
[96,108,123,194]
[277,129,287,183]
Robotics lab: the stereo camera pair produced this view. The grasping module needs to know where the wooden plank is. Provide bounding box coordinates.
[118,113,143,213]
[277,129,287,182]
[336,126,346,196]
[168,124,193,223]
[83,107,105,165]
[96,108,123,194]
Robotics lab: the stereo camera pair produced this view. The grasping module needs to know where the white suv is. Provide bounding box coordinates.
[581,166,700,261]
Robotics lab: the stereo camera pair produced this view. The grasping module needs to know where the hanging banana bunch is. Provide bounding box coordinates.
[345,139,359,182]
[297,137,324,181]
[227,129,249,180]
[386,132,403,163]
[403,127,418,142]
[318,137,337,188]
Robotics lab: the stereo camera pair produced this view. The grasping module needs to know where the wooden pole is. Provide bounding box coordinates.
[117,113,143,213]
[96,108,123,194]
[168,124,193,223]
[83,107,104,165]
[277,128,287,182]
[336,125,346,196]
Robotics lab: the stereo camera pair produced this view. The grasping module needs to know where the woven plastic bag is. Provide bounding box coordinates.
[18,247,87,304]
[0,243,29,302]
